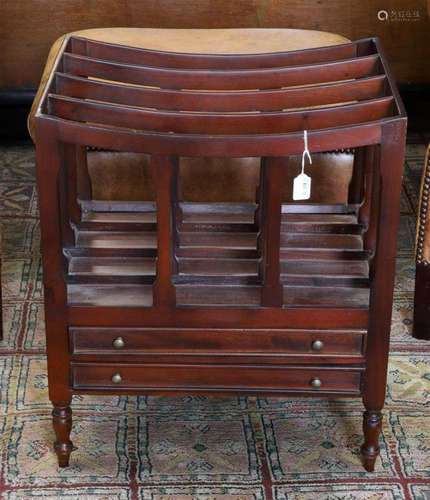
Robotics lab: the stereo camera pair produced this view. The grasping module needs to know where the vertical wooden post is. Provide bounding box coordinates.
[59,144,78,247]
[349,147,365,205]
[35,119,73,466]
[59,144,92,249]
[258,157,285,307]
[362,146,380,265]
[76,145,92,201]
[151,155,179,308]
[361,120,406,472]
[64,144,91,220]
[254,158,265,231]
[358,146,375,225]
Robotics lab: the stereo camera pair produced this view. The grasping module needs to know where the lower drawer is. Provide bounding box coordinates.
[70,327,365,357]
[72,363,363,394]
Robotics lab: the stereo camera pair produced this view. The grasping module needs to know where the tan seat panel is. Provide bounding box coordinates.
[87,151,352,203]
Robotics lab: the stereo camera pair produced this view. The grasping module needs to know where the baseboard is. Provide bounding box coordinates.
[1,85,429,140]
[399,84,430,132]
[0,89,36,140]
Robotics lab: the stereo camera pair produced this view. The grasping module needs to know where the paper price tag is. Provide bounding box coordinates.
[293,172,311,200]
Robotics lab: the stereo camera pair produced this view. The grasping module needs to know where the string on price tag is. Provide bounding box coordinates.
[293,130,312,201]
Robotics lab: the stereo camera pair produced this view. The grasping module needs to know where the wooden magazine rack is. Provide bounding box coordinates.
[34,35,407,471]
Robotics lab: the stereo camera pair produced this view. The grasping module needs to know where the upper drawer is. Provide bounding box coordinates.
[70,327,365,357]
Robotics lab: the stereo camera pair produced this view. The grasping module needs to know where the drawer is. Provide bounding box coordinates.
[70,327,365,357]
[72,363,362,394]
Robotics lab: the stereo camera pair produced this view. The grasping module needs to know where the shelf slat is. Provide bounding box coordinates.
[67,202,370,307]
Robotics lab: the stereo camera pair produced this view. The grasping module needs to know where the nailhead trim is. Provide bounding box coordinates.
[416,146,430,264]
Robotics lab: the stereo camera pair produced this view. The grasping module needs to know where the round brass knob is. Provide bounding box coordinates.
[111,373,122,384]
[112,337,125,349]
[311,340,324,352]
[310,377,322,389]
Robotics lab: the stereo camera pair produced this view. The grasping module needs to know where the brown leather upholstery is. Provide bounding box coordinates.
[88,152,353,203]
[413,144,430,340]
[29,28,353,203]
[416,144,430,262]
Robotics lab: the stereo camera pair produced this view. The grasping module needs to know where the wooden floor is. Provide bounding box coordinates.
[66,201,370,308]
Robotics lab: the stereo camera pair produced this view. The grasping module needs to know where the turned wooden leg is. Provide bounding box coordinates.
[361,410,382,472]
[52,401,73,467]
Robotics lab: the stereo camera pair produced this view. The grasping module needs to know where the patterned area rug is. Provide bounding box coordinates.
[0,139,429,499]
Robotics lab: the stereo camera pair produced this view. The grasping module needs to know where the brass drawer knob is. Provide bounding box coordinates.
[311,339,324,352]
[310,377,322,389]
[112,337,125,349]
[111,373,122,384]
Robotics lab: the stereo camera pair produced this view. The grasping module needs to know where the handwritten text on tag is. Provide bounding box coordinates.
[293,172,311,200]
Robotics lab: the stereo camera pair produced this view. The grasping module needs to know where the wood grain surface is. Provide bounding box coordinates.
[1,0,429,88]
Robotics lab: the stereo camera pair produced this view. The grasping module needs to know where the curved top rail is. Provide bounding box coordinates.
[36,113,389,157]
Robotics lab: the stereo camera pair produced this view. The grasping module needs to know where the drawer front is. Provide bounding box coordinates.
[70,327,365,356]
[72,363,362,394]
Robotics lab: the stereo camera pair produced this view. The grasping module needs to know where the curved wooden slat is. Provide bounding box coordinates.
[62,52,381,90]
[55,72,387,112]
[68,36,375,70]
[39,113,385,157]
[48,94,394,135]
